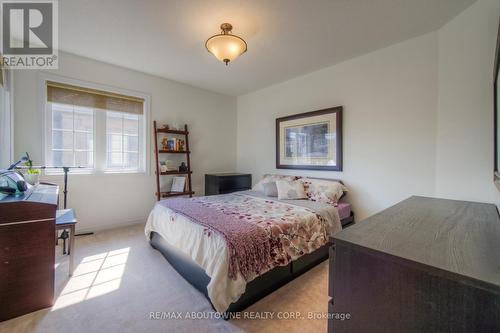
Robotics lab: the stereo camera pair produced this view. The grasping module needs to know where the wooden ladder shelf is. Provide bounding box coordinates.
[153,121,194,200]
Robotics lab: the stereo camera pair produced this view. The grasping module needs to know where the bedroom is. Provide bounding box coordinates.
[0,0,499,332]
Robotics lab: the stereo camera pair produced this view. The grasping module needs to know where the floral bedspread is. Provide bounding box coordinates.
[145,192,339,312]
[193,193,331,274]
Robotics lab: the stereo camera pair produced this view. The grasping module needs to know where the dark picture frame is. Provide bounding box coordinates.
[276,106,343,171]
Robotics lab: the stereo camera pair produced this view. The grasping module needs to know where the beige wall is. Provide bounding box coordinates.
[435,0,500,205]
[14,52,237,232]
[237,33,439,221]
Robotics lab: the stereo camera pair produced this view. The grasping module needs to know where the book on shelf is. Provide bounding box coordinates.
[167,138,175,151]
[164,138,185,151]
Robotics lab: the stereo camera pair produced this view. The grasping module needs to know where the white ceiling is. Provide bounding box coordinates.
[59,0,475,96]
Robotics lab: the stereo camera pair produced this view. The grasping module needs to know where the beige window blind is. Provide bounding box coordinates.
[47,81,144,114]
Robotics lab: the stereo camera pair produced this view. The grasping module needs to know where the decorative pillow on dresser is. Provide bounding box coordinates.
[252,174,300,192]
[299,178,348,204]
[275,180,308,200]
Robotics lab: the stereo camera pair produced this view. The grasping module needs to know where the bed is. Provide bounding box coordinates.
[145,184,354,314]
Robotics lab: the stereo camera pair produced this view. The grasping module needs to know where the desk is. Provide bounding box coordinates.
[0,184,58,321]
[55,209,77,276]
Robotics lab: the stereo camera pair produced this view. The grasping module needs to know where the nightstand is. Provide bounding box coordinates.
[205,173,252,195]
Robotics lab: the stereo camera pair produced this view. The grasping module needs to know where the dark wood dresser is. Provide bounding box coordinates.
[0,184,58,321]
[205,173,251,195]
[329,196,500,333]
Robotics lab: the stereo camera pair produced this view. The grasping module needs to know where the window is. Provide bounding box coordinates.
[106,111,139,171]
[49,103,94,168]
[44,80,147,173]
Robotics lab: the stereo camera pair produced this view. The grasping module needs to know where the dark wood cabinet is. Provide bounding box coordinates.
[328,196,500,333]
[0,184,58,321]
[205,173,252,195]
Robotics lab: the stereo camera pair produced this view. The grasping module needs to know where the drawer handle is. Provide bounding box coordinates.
[4,247,9,251]
[3,261,9,265]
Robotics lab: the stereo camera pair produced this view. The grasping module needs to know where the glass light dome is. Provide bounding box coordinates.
[205,23,247,65]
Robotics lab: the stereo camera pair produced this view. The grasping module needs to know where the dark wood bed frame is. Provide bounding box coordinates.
[149,212,354,314]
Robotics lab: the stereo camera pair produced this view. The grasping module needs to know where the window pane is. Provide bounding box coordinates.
[107,134,123,152]
[75,132,92,150]
[48,103,94,170]
[52,130,73,149]
[124,135,138,152]
[52,151,73,166]
[107,152,123,168]
[74,109,93,131]
[123,116,139,135]
[75,151,93,167]
[124,152,138,169]
[52,109,73,130]
[106,113,122,134]
[105,111,141,171]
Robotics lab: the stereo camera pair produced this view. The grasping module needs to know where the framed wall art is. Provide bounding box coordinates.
[276,106,343,171]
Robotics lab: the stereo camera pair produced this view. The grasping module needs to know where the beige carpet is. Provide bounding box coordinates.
[0,223,329,333]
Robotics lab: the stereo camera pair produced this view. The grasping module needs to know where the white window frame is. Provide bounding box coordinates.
[39,73,151,175]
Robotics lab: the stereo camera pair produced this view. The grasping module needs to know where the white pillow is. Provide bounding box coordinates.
[252,174,299,192]
[299,178,348,204]
[262,182,278,197]
[275,180,308,200]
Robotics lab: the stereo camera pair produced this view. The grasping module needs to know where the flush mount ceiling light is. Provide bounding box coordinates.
[205,23,247,66]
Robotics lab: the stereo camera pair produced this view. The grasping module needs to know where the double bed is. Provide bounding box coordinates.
[145,181,353,314]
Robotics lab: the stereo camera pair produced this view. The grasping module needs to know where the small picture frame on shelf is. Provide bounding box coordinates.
[171,176,186,192]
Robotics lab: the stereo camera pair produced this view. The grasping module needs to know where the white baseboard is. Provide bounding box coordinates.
[75,218,146,234]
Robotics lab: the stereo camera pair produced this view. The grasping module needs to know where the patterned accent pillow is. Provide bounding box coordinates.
[299,178,348,204]
[252,174,301,192]
[275,180,308,200]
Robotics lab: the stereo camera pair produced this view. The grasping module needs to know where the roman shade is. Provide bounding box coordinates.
[47,81,144,114]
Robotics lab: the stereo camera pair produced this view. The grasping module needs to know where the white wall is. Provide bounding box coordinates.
[237,0,500,220]
[435,0,500,205]
[0,70,13,167]
[237,33,439,221]
[14,52,236,232]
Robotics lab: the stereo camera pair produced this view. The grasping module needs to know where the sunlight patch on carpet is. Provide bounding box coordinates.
[52,247,130,311]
